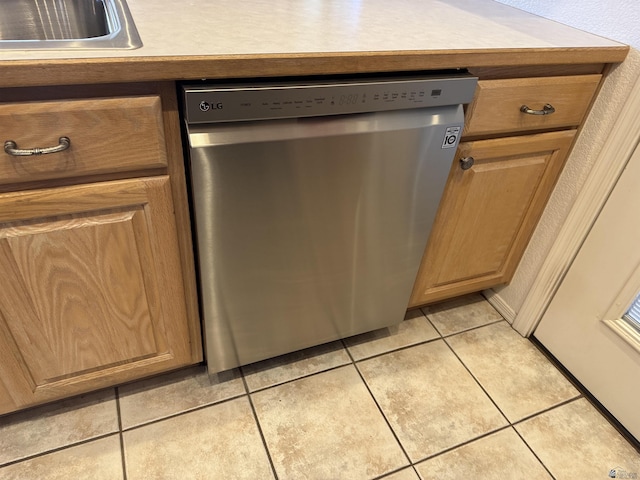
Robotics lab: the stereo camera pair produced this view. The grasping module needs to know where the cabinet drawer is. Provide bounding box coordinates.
[0,96,167,186]
[463,74,601,137]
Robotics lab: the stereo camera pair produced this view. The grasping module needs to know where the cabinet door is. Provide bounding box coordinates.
[0,177,194,413]
[409,130,576,308]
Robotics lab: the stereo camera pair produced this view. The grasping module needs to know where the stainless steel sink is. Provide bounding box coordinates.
[0,0,142,49]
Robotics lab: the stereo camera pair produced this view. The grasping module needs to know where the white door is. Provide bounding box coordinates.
[534,140,640,440]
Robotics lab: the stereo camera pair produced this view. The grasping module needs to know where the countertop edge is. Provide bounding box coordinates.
[0,46,630,89]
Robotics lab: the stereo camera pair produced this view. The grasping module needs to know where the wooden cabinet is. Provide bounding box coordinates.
[463,75,601,137]
[410,131,575,306]
[0,96,168,185]
[0,84,201,414]
[409,73,601,308]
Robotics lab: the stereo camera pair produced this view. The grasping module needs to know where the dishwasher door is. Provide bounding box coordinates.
[188,105,464,373]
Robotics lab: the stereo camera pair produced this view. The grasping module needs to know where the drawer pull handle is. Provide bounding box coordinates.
[520,104,556,116]
[4,137,71,157]
[460,156,475,171]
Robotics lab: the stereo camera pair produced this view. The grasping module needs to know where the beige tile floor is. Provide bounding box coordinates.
[2,293,639,479]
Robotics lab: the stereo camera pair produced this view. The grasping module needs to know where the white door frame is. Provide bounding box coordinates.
[510,77,640,336]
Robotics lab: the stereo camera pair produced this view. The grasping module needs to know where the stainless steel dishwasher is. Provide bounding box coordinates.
[182,73,477,373]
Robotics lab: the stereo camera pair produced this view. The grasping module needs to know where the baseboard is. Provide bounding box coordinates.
[482,289,517,324]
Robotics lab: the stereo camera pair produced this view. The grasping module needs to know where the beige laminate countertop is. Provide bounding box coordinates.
[0,0,629,88]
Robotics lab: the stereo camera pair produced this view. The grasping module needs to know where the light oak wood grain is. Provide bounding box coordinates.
[0,47,628,89]
[0,61,619,410]
[0,177,194,413]
[463,75,601,137]
[409,130,576,308]
[156,82,202,363]
[467,64,605,80]
[410,72,606,308]
[0,96,167,186]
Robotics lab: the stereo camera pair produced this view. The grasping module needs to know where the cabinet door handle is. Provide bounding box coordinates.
[460,156,475,170]
[520,103,556,116]
[4,137,71,156]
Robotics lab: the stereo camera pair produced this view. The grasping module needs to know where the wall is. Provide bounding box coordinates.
[490,0,640,315]
[495,0,640,47]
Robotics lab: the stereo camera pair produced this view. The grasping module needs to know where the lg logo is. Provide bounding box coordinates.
[199,101,223,112]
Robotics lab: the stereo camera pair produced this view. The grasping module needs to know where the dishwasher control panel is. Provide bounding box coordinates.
[183,74,477,123]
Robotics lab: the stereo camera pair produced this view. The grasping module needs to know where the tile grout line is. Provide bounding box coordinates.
[340,338,415,473]
[424,308,638,478]
[510,425,557,480]
[410,423,514,466]
[105,335,463,436]
[348,338,441,364]
[421,312,445,339]
[0,388,122,471]
[419,308,445,337]
[0,432,119,470]
[244,361,351,395]
[438,318,507,340]
[406,314,561,474]
[416,306,516,465]
[510,395,584,427]
[343,309,445,364]
[411,464,422,480]
[437,318,581,479]
[420,304,505,336]
[117,392,247,434]
[369,465,420,480]
[528,337,587,392]
[240,310,443,394]
[345,312,515,475]
[0,304,595,477]
[440,334,512,425]
[439,319,582,429]
[509,393,638,478]
[115,387,129,480]
[530,336,640,453]
[441,319,580,422]
[241,377,280,480]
